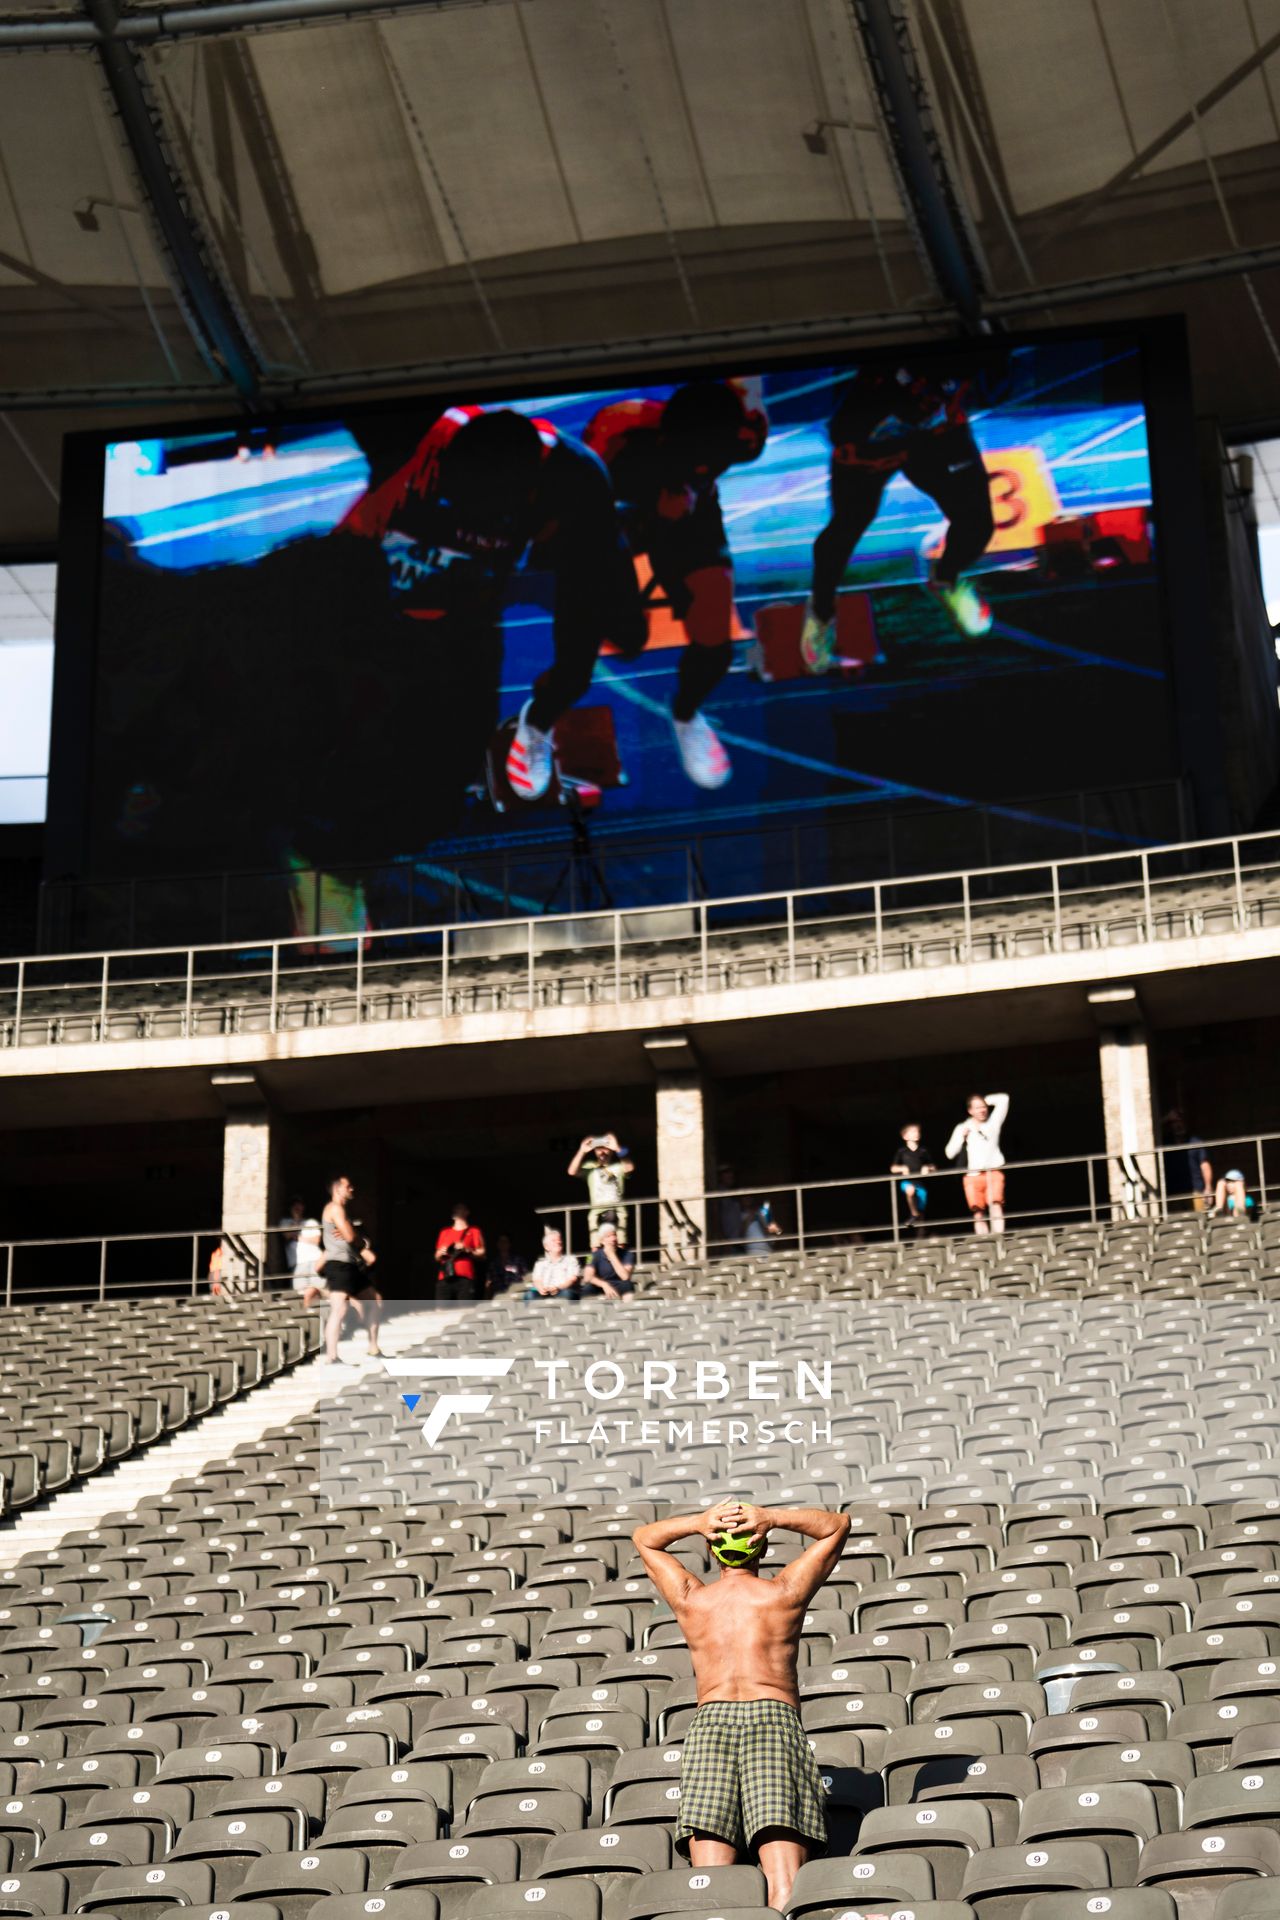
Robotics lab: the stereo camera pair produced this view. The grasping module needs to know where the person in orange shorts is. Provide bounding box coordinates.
[946,1090,1010,1234]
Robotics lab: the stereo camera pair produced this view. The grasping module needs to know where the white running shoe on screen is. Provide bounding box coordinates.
[673,711,732,790]
[506,700,554,800]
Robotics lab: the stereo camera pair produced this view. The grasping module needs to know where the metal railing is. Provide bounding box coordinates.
[536,1131,1280,1267]
[35,778,1188,956]
[0,1223,307,1306]
[3,826,1279,1054]
[6,1130,1277,1303]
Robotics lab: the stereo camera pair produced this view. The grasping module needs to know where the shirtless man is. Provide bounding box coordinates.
[633,1499,850,1911]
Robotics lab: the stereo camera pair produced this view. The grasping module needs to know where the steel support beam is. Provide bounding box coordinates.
[0,0,493,46]
[850,0,987,329]
[84,0,261,402]
[1031,24,1280,258]
[0,300,942,409]
[4,230,1280,413]
[0,245,159,341]
[988,240,1280,313]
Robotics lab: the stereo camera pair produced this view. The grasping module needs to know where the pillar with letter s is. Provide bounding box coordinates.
[212,1068,278,1282]
[1087,985,1158,1218]
[645,1033,713,1264]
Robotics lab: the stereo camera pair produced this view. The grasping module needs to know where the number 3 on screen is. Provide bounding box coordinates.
[982,447,1061,550]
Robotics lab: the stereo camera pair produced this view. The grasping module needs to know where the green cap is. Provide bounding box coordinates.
[711,1528,762,1568]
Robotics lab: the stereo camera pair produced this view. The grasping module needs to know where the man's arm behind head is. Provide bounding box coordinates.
[633,1513,710,1610]
[766,1506,852,1606]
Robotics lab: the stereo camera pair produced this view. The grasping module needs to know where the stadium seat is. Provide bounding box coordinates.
[787,1852,936,1914]
[854,1799,993,1898]
[617,1867,769,1919]
[1016,1781,1160,1883]
[14,1269,1280,1920]
[235,1848,367,1920]
[959,1838,1115,1916]
[1137,1826,1280,1913]
[1021,1896,1176,1919]
[0,1870,70,1919]
[308,1898,439,1920]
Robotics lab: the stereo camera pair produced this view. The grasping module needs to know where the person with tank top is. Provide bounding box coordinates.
[320,1173,382,1363]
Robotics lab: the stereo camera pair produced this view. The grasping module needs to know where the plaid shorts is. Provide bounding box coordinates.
[675,1699,827,1858]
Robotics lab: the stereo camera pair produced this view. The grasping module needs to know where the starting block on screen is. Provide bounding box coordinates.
[749,592,879,682]
[1038,505,1153,580]
[1090,506,1153,566]
[485,703,625,814]
[1037,514,1094,580]
[556,703,625,792]
[601,554,751,654]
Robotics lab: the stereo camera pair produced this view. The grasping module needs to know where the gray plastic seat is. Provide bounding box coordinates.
[786,1851,936,1916]
[539,1825,671,1879]
[616,1866,768,1920]
[1137,1826,1280,1916]
[855,1799,993,1901]
[459,1883,599,1920]
[0,1870,70,1919]
[1016,1781,1160,1885]
[960,1838,1114,1918]
[307,1896,440,1920]
[236,1847,367,1920]
[1022,1895,1176,1920]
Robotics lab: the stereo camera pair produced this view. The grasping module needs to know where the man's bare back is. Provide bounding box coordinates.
[633,1500,850,1706]
[632,1499,850,1913]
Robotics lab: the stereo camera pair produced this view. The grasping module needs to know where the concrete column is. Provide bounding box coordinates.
[214,1070,277,1277]
[1088,987,1158,1217]
[645,1035,711,1264]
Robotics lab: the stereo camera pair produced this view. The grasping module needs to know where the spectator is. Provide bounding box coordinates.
[946,1091,1010,1236]
[716,1163,745,1257]
[321,1174,382,1363]
[435,1202,486,1302]
[1213,1168,1256,1222]
[890,1123,935,1230]
[208,1240,225,1295]
[582,1222,636,1303]
[743,1199,782,1253]
[524,1226,581,1301]
[293,1217,327,1308]
[277,1197,307,1275]
[568,1132,634,1245]
[487,1233,528,1296]
[1162,1108,1214,1212]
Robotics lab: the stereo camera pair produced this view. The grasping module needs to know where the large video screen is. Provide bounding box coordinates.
[86,332,1171,899]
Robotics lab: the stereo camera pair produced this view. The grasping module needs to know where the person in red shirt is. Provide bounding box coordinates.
[583,378,768,791]
[435,1201,486,1302]
[340,405,647,805]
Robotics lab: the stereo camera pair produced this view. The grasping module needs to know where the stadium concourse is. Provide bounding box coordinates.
[6,1225,1280,1918]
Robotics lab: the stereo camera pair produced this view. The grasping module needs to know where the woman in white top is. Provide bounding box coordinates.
[292,1219,327,1306]
[945,1091,1010,1235]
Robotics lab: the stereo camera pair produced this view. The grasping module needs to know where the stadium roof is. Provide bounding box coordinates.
[3,0,1280,548]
